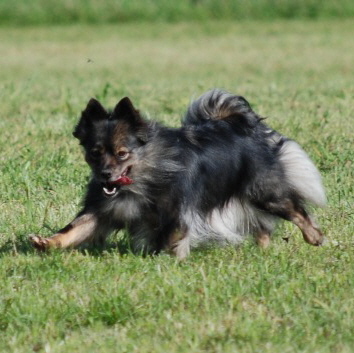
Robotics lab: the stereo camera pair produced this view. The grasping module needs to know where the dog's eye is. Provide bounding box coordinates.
[117,150,129,160]
[90,149,101,159]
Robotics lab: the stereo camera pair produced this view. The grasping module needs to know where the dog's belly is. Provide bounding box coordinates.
[185,199,276,248]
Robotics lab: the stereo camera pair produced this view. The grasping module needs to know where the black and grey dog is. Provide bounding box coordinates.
[30,89,326,258]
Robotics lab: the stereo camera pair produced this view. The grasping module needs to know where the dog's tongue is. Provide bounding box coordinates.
[112,176,134,186]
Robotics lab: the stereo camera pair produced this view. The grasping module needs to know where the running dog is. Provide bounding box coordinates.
[30,89,326,258]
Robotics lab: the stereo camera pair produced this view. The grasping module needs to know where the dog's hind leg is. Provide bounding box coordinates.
[289,209,324,246]
[255,230,271,248]
[29,213,112,251]
[257,198,324,246]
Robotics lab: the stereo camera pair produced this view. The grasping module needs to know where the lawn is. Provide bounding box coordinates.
[0,20,353,352]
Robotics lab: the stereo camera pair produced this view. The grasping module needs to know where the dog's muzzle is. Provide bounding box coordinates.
[102,167,134,197]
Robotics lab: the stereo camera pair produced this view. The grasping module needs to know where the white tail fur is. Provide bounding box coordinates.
[279,140,326,207]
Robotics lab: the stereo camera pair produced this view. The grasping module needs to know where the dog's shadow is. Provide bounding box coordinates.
[0,237,34,256]
[0,234,133,257]
[78,238,135,257]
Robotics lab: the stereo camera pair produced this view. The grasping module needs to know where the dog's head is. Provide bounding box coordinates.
[73,97,148,197]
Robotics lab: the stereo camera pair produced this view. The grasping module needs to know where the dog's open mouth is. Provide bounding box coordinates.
[102,167,133,197]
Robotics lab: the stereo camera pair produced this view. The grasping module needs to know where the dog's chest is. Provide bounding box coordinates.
[96,189,143,223]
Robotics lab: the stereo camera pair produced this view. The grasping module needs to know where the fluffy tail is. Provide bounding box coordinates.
[185,89,326,207]
[279,140,326,207]
[183,89,261,126]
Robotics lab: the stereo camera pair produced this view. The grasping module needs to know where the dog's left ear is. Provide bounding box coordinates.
[113,97,140,122]
[113,97,149,142]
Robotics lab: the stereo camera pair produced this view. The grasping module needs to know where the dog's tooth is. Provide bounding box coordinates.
[103,187,117,196]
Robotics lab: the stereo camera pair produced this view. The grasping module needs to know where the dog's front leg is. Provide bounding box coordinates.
[167,228,191,260]
[29,213,110,251]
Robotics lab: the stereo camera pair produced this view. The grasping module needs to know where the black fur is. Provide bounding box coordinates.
[76,88,324,252]
[30,90,325,256]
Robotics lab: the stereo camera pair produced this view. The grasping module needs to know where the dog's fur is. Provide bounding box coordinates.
[30,89,326,258]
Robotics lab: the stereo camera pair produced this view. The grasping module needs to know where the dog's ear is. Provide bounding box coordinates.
[112,97,149,143]
[112,97,141,124]
[73,98,107,141]
[82,98,107,120]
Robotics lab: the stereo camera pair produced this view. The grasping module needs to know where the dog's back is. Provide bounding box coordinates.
[184,89,326,207]
[30,90,326,258]
[171,90,326,257]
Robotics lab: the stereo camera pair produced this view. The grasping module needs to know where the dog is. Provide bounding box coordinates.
[30,89,326,258]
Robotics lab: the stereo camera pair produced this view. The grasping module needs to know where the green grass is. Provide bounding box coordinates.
[0,20,354,352]
[1,0,354,25]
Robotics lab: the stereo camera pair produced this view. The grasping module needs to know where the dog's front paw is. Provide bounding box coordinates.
[29,235,52,251]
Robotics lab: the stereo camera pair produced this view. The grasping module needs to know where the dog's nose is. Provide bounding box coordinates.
[101,170,112,179]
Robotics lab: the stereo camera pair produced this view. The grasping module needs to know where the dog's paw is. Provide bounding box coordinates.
[29,235,52,251]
